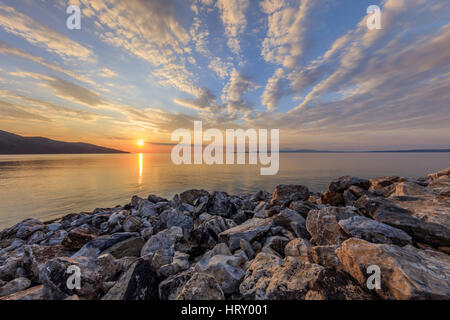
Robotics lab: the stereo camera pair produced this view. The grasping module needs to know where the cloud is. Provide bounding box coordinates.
[0,4,94,62]
[0,99,50,121]
[221,69,257,113]
[217,0,249,54]
[208,57,234,79]
[173,88,219,112]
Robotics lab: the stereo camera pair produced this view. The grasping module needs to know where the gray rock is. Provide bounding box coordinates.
[219,218,274,251]
[338,216,412,246]
[207,191,236,217]
[102,258,159,300]
[329,176,370,193]
[240,239,255,260]
[270,185,310,206]
[158,269,194,300]
[101,237,145,258]
[122,216,142,232]
[138,200,158,217]
[0,277,31,297]
[73,232,139,258]
[179,189,210,205]
[140,227,183,257]
[176,273,225,300]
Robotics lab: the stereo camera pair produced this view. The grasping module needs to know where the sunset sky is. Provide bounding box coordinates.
[0,0,449,153]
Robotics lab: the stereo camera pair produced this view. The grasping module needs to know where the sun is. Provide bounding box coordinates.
[137,139,145,147]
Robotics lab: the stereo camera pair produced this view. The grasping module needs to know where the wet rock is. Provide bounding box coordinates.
[338,216,412,246]
[306,207,357,245]
[219,218,274,251]
[101,237,145,259]
[62,231,96,251]
[176,273,225,300]
[329,176,370,193]
[337,238,450,299]
[0,277,31,297]
[270,185,310,206]
[102,258,159,300]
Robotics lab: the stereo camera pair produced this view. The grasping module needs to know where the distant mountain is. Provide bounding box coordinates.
[0,130,128,154]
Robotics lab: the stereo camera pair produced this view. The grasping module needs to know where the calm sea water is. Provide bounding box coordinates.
[0,153,449,229]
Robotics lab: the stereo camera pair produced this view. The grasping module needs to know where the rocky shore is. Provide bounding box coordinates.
[1,167,449,300]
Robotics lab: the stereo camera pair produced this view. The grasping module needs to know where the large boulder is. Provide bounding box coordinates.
[72,232,139,257]
[270,185,310,206]
[101,237,145,258]
[207,191,236,217]
[337,238,450,299]
[338,216,412,246]
[102,258,159,300]
[62,231,96,251]
[176,273,225,300]
[179,189,210,205]
[140,227,183,257]
[191,216,236,250]
[218,218,274,251]
[0,277,31,297]
[158,269,194,300]
[306,207,357,245]
[0,285,44,300]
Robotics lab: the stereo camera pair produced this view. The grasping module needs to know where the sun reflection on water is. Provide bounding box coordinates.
[138,153,143,184]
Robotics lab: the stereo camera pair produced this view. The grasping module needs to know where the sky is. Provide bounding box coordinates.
[0,0,449,153]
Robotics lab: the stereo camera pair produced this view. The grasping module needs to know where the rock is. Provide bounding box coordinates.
[369,176,404,197]
[43,230,68,246]
[23,245,69,282]
[73,232,138,257]
[140,227,183,257]
[101,237,145,258]
[239,252,283,299]
[27,231,46,245]
[0,285,44,300]
[0,255,24,281]
[148,194,168,203]
[337,238,450,299]
[329,176,370,193]
[41,254,119,300]
[16,221,44,240]
[308,245,342,270]
[273,208,305,227]
[0,277,31,297]
[158,209,194,236]
[320,191,345,206]
[262,236,289,257]
[158,269,194,300]
[428,167,450,180]
[392,182,434,197]
[62,231,96,251]
[240,239,255,260]
[195,253,245,294]
[176,273,225,300]
[270,184,310,206]
[179,189,209,205]
[159,251,191,277]
[207,191,236,217]
[355,195,450,247]
[338,216,412,246]
[102,258,159,300]
[306,207,357,245]
[46,223,62,232]
[284,238,311,261]
[138,200,158,217]
[218,218,274,251]
[288,201,317,218]
[122,216,142,232]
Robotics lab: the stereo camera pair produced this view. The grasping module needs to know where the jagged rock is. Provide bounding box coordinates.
[158,209,194,236]
[122,216,142,232]
[72,232,138,258]
[337,238,450,299]
[288,201,317,218]
[270,185,310,206]
[369,176,404,197]
[284,238,311,261]
[0,255,25,281]
[392,182,434,197]
[240,239,255,260]
[0,277,31,297]
[140,227,183,257]
[148,194,168,203]
[219,218,274,251]
[101,237,145,258]
[16,221,44,240]
[158,269,194,300]
[428,167,450,180]
[195,252,245,294]
[0,285,44,300]
[102,258,159,300]
[273,208,305,227]
[262,236,289,257]
[23,245,69,282]
[138,200,158,217]
[159,251,190,277]
[308,245,342,270]
[41,254,119,299]
[355,195,450,247]
[27,231,46,244]
[176,272,225,300]
[320,191,345,206]
[306,207,357,245]
[338,216,412,246]
[329,176,370,193]
[207,191,236,217]
[41,230,68,246]
[62,231,96,251]
[46,223,62,232]
[179,189,210,205]
[239,252,283,299]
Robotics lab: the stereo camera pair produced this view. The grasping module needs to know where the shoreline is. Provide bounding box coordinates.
[0,167,449,300]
